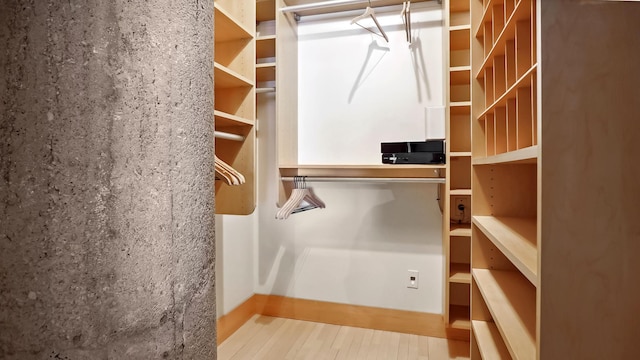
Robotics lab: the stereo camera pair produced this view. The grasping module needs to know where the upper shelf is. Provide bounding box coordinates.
[257,0,276,22]
[472,216,538,286]
[214,3,254,42]
[214,110,255,128]
[281,0,438,17]
[279,164,445,179]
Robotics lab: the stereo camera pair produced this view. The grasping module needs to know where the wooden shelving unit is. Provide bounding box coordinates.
[469,2,640,358]
[445,0,472,339]
[470,0,537,357]
[214,0,256,215]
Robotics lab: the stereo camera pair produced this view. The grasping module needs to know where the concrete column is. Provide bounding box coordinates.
[0,1,216,359]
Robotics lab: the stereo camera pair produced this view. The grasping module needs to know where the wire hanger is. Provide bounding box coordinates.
[351,0,389,43]
[401,0,412,43]
[276,176,326,220]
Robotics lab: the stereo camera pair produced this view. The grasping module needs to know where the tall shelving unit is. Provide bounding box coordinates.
[470,0,537,358]
[444,0,473,340]
[214,0,257,215]
[468,1,640,359]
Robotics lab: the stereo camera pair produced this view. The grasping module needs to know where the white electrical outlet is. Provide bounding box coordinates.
[407,270,419,289]
[451,196,471,223]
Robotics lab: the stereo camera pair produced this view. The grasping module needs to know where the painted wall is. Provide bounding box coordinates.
[255,3,446,314]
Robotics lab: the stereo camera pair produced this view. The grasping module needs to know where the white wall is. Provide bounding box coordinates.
[254,3,446,314]
[215,213,255,317]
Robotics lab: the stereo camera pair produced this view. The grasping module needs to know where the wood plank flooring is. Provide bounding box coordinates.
[218,315,470,360]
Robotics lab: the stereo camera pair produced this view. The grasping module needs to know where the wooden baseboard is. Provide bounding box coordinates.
[217,295,258,344]
[218,294,469,344]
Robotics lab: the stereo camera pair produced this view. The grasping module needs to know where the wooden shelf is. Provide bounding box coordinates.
[256,35,276,59]
[449,305,471,330]
[472,216,537,286]
[450,189,471,196]
[450,101,471,115]
[450,263,471,284]
[477,65,536,116]
[475,0,532,76]
[450,224,471,237]
[279,165,445,179]
[450,26,471,51]
[450,152,472,158]
[473,269,536,360]
[256,63,276,82]
[472,320,510,360]
[450,66,471,85]
[214,110,255,128]
[214,62,254,89]
[451,0,470,13]
[256,0,275,22]
[473,145,538,165]
[214,3,253,42]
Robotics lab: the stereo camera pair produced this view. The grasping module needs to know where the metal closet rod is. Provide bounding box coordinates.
[280,0,440,15]
[281,176,445,183]
[214,131,244,142]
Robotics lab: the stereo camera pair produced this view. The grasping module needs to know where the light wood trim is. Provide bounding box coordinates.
[477,64,536,118]
[253,295,467,340]
[450,101,471,115]
[473,216,537,286]
[450,152,472,157]
[256,63,276,82]
[472,144,537,165]
[472,320,510,359]
[473,269,536,360]
[218,295,258,344]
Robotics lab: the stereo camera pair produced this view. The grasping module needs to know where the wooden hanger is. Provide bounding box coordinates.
[351,1,389,43]
[276,177,326,220]
[215,155,245,186]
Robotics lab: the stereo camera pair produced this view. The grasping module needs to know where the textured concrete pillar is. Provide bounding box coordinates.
[0,1,216,359]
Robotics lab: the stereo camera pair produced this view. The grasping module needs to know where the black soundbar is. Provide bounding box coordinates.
[381,140,445,164]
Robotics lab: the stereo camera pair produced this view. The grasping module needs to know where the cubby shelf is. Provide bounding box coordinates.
[451,101,472,114]
[477,64,536,114]
[450,263,472,284]
[256,63,276,82]
[450,224,472,237]
[473,216,538,285]
[451,66,471,85]
[472,320,510,359]
[450,305,472,330]
[450,188,472,196]
[475,0,532,74]
[473,269,536,360]
[257,35,276,58]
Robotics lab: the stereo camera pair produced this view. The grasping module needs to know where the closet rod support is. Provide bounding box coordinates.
[281,176,445,184]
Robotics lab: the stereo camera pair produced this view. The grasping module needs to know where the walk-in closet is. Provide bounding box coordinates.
[214,1,640,359]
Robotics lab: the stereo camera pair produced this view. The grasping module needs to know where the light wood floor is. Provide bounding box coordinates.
[218,315,470,360]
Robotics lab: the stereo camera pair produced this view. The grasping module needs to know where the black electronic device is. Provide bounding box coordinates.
[380,140,445,164]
